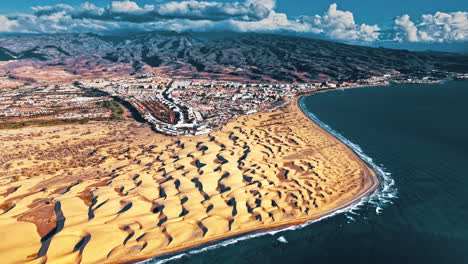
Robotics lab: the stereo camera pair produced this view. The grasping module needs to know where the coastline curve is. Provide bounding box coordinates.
[140,95,395,264]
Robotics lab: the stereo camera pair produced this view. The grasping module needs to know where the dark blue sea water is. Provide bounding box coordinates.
[145,80,468,264]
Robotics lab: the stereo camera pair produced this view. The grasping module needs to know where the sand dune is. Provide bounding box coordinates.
[0,100,378,264]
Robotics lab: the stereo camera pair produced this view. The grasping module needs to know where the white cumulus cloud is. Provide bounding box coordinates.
[300,4,380,42]
[246,0,276,10]
[0,1,466,44]
[229,11,314,32]
[0,15,20,32]
[394,11,468,42]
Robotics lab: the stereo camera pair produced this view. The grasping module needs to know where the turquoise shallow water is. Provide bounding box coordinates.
[145,80,468,264]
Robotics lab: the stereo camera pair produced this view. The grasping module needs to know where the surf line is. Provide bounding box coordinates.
[140,94,397,264]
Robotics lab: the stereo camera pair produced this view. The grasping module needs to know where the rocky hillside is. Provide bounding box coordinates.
[0,31,467,82]
[0,47,16,61]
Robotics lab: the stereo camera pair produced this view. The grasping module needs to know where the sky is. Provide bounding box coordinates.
[0,0,467,44]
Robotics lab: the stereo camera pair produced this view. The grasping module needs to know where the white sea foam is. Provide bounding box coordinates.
[277,236,288,244]
[138,98,398,264]
[298,99,398,211]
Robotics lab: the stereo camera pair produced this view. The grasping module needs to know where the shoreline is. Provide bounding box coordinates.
[131,95,381,264]
[0,91,381,264]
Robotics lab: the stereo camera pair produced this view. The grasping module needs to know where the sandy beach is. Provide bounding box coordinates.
[0,98,379,264]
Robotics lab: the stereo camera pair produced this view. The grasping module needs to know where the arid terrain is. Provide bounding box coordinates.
[0,100,377,264]
[1,32,467,83]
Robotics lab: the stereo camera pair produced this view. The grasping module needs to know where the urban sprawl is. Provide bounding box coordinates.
[1,71,467,135]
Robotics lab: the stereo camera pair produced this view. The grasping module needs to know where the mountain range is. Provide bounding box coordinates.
[1,31,467,82]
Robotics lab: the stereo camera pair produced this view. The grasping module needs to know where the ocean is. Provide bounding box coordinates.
[144,80,468,264]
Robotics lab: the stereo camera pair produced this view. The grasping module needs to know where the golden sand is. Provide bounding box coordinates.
[0,100,378,264]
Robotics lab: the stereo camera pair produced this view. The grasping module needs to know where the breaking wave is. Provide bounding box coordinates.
[298,98,397,212]
[138,97,397,264]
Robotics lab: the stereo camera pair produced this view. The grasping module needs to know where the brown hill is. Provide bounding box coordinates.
[0,31,466,82]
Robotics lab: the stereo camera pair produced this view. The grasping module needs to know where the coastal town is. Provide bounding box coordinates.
[1,0,468,261]
[1,70,466,134]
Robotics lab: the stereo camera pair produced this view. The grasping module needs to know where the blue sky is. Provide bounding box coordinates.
[281,0,466,24]
[0,0,466,45]
[1,0,466,24]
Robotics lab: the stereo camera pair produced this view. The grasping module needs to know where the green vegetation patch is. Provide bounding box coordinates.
[0,100,125,130]
[96,100,125,120]
[80,86,109,97]
[0,119,89,130]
